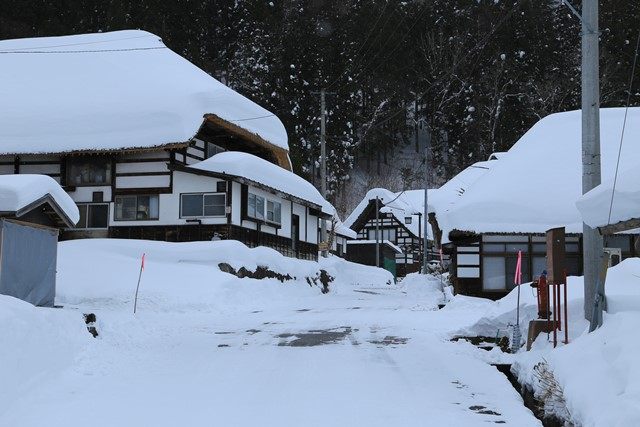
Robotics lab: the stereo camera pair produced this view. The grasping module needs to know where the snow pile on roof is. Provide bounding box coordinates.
[576,158,640,228]
[190,151,332,214]
[344,188,435,238]
[428,160,495,218]
[0,174,79,225]
[0,30,287,154]
[440,108,640,237]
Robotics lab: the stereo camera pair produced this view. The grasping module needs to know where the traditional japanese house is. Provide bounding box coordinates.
[0,30,329,260]
[439,108,640,299]
[344,188,433,276]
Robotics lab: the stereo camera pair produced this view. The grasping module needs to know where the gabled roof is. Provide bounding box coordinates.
[185,151,332,215]
[0,175,79,227]
[577,159,640,233]
[0,30,288,155]
[343,188,433,238]
[439,107,640,239]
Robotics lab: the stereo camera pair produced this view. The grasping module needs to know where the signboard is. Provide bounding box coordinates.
[546,227,566,284]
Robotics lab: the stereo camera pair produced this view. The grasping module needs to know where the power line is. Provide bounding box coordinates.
[0,33,157,52]
[346,5,428,88]
[325,1,393,90]
[607,30,640,225]
[228,114,275,122]
[0,46,167,54]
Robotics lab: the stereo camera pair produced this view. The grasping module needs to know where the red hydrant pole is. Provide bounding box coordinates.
[564,270,569,344]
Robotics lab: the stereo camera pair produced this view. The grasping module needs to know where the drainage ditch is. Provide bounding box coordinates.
[492,364,565,427]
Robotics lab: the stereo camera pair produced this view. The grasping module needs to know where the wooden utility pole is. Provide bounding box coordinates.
[580,0,604,322]
[422,130,429,274]
[375,196,380,268]
[319,89,328,257]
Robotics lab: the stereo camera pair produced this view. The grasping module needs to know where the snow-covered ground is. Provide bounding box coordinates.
[0,239,541,426]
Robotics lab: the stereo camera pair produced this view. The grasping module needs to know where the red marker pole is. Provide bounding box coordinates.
[133,253,145,314]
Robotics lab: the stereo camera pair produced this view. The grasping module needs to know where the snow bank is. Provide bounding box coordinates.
[56,239,393,311]
[514,312,640,426]
[0,174,79,225]
[467,258,640,426]
[190,151,332,214]
[577,159,640,228]
[0,295,89,415]
[0,30,288,154]
[400,273,445,310]
[441,108,640,237]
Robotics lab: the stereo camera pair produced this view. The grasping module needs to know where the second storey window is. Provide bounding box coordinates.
[367,228,396,241]
[66,157,111,186]
[266,200,282,224]
[115,195,159,221]
[247,193,282,224]
[180,193,225,217]
[248,193,265,220]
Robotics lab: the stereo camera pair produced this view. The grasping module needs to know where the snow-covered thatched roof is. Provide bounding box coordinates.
[0,174,79,227]
[0,30,288,155]
[189,151,332,215]
[439,108,640,239]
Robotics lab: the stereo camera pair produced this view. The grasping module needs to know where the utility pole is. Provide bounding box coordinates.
[581,0,603,322]
[422,136,429,274]
[375,196,380,268]
[319,89,328,258]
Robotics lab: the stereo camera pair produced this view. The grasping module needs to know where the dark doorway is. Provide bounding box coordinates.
[292,214,300,254]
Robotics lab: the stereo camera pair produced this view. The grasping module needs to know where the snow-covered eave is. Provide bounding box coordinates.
[346,239,403,254]
[6,193,77,228]
[204,114,292,171]
[174,163,332,218]
[345,196,422,239]
[0,141,190,157]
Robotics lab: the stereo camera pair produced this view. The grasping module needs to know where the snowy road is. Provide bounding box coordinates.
[0,241,542,426]
[2,289,540,426]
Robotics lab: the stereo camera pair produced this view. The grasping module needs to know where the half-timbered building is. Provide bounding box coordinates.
[344,188,433,276]
[0,30,331,260]
[438,108,640,299]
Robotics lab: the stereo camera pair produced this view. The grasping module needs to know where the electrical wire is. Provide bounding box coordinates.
[607,30,640,225]
[0,33,157,52]
[0,46,167,54]
[325,0,393,90]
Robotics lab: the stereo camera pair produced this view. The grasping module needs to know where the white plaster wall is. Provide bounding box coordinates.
[68,186,112,203]
[306,214,319,244]
[242,185,292,239]
[110,171,228,227]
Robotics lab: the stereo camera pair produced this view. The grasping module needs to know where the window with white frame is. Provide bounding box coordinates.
[115,195,159,221]
[248,193,281,224]
[180,193,225,217]
[248,193,265,220]
[367,228,396,241]
[76,203,109,228]
[266,200,282,224]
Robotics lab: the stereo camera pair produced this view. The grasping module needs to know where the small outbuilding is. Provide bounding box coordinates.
[0,175,79,306]
[346,239,403,279]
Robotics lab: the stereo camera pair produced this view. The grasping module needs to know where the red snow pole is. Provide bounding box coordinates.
[563,269,569,345]
[133,253,145,314]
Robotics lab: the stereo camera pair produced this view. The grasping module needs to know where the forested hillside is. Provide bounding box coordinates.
[2,0,638,214]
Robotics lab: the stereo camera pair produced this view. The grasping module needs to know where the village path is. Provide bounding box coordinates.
[0,283,540,427]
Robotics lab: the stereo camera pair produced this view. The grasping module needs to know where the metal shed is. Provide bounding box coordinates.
[0,219,59,307]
